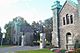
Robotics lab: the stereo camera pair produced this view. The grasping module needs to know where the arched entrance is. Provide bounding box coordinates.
[66,32,72,50]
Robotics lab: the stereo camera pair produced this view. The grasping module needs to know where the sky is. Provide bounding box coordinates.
[0,0,77,32]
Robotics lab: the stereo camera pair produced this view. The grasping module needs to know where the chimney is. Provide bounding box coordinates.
[77,0,80,4]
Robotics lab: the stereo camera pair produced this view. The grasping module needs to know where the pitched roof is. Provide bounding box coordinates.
[59,0,77,13]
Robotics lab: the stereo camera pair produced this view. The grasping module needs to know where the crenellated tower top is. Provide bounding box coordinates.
[51,0,62,10]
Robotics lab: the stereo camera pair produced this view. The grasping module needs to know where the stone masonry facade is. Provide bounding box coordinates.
[52,0,80,50]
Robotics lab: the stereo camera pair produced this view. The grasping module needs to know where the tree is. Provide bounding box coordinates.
[4,16,32,45]
[0,27,3,45]
[43,17,53,44]
[31,21,42,43]
[4,22,12,44]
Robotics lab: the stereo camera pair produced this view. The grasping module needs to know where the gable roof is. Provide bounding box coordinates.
[59,0,77,13]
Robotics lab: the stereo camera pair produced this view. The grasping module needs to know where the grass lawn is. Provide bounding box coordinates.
[16,48,54,53]
[0,45,13,48]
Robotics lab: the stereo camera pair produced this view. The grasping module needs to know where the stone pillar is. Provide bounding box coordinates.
[40,33,46,49]
[51,0,62,47]
[52,31,58,47]
[21,35,24,46]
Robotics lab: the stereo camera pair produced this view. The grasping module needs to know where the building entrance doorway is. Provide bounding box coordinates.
[66,32,73,50]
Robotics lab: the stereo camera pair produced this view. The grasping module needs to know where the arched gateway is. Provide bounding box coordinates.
[66,32,73,50]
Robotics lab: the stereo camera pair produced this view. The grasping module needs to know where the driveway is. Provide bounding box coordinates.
[0,46,39,53]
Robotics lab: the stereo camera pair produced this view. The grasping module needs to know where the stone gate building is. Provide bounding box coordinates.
[52,0,80,50]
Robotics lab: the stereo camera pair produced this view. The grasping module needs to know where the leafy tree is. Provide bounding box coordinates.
[4,22,12,44]
[31,18,53,45]
[43,17,53,44]
[4,16,31,45]
[31,21,42,42]
[0,27,3,45]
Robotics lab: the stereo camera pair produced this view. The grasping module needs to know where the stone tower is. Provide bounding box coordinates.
[51,0,62,47]
[77,0,80,18]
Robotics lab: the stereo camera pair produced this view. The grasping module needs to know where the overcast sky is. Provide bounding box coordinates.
[0,0,77,32]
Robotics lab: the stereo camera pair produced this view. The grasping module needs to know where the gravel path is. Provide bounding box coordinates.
[0,46,39,53]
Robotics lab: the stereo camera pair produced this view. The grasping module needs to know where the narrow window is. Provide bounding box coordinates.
[70,15,73,24]
[66,14,69,24]
[63,17,65,25]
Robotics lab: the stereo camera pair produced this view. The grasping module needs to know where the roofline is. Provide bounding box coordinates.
[59,0,77,14]
[59,1,67,14]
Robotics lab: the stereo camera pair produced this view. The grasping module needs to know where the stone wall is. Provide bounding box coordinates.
[59,1,80,49]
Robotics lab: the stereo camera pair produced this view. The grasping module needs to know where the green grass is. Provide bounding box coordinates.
[0,45,13,48]
[16,48,54,53]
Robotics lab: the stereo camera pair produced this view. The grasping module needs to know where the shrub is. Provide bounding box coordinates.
[68,48,80,53]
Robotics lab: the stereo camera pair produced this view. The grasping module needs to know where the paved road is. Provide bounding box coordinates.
[0,46,39,53]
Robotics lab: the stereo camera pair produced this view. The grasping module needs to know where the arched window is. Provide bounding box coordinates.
[70,15,73,24]
[66,14,69,24]
[63,17,65,25]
